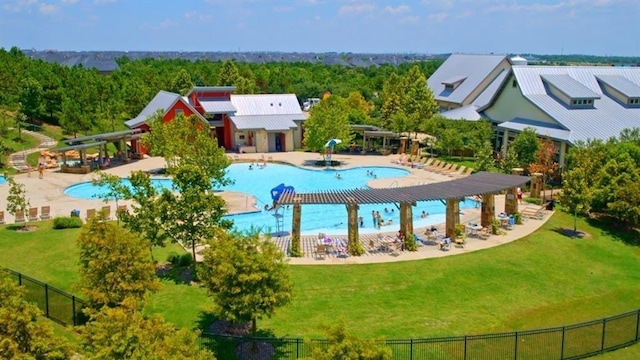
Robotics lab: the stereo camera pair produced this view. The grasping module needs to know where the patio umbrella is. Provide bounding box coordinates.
[324,138,342,148]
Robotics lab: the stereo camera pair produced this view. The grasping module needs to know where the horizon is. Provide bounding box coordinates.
[1,0,639,57]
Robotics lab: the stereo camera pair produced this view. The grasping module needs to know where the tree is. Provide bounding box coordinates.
[529,135,559,200]
[0,274,74,359]
[80,306,215,360]
[474,141,495,172]
[200,229,293,336]
[142,112,231,185]
[158,164,231,260]
[305,322,392,360]
[5,175,30,230]
[437,128,463,157]
[170,69,194,96]
[593,153,640,228]
[379,73,403,129]
[509,128,539,171]
[498,146,520,174]
[217,59,240,86]
[77,217,160,309]
[93,171,169,260]
[559,165,593,235]
[303,95,352,153]
[399,65,438,137]
[18,77,43,122]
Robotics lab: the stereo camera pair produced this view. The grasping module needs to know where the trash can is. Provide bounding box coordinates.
[70,209,80,217]
[545,200,555,211]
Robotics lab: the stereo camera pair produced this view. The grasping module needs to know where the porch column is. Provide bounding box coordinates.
[445,199,460,239]
[291,203,301,256]
[505,187,518,214]
[399,202,414,237]
[531,173,543,198]
[400,138,407,154]
[481,194,495,228]
[347,203,362,256]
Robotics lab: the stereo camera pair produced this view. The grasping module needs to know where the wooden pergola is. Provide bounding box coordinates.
[277,172,531,255]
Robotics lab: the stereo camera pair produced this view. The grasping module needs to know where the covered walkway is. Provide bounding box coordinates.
[277,171,530,256]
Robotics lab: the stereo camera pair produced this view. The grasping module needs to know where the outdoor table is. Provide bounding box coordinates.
[497,216,509,229]
[467,224,483,237]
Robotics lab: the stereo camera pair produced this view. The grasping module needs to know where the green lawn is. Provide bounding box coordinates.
[1,211,640,346]
[436,155,476,170]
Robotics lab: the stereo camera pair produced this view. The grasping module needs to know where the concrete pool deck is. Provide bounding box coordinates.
[0,151,552,264]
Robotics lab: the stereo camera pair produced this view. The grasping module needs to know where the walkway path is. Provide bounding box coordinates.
[7,130,57,172]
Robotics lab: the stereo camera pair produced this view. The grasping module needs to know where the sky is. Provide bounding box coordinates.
[0,0,638,56]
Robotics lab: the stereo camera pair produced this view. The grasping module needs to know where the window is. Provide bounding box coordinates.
[444,84,454,90]
[512,79,517,88]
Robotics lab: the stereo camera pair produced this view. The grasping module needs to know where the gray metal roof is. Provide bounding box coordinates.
[541,74,601,99]
[596,75,640,98]
[512,66,640,144]
[497,118,571,141]
[186,86,236,97]
[440,105,482,121]
[277,171,529,205]
[125,90,208,128]
[200,99,237,114]
[471,68,510,110]
[64,129,141,145]
[441,75,467,86]
[52,141,107,153]
[428,54,508,105]
[231,94,303,116]
[230,115,299,131]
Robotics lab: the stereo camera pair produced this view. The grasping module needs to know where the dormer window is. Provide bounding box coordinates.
[541,74,600,108]
[596,75,640,108]
[441,76,467,91]
[629,98,640,107]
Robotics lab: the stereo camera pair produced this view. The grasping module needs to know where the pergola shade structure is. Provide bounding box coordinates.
[277,172,530,255]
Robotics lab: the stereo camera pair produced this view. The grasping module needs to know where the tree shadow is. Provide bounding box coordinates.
[585,216,640,247]
[552,227,590,239]
[155,264,197,285]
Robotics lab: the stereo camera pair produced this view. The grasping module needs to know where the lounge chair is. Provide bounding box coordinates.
[314,244,328,259]
[40,206,51,220]
[425,160,441,171]
[413,233,430,245]
[335,238,348,257]
[412,157,429,169]
[86,209,96,221]
[101,206,111,220]
[0,211,5,225]
[521,204,548,220]
[435,163,455,174]
[401,155,416,166]
[478,227,491,240]
[446,165,466,177]
[453,167,474,178]
[14,210,26,224]
[442,164,461,175]
[391,155,406,164]
[28,207,39,222]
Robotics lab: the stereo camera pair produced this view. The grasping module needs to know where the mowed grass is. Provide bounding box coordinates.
[1,211,640,342]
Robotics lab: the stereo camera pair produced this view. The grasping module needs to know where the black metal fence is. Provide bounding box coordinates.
[3,268,87,326]
[199,309,640,360]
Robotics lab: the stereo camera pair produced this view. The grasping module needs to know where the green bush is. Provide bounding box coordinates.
[166,252,179,265]
[178,253,193,267]
[524,197,543,205]
[513,212,523,225]
[52,216,83,229]
[404,234,417,251]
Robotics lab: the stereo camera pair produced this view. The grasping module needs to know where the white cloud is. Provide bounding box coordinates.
[399,15,419,24]
[3,0,37,12]
[484,2,565,14]
[384,4,410,15]
[184,11,212,21]
[61,0,78,4]
[427,11,449,22]
[39,2,58,13]
[338,2,375,15]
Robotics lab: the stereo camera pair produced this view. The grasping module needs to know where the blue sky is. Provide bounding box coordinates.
[0,0,638,56]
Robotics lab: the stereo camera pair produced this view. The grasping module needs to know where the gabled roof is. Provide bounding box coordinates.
[512,66,640,144]
[428,54,509,105]
[440,105,482,121]
[471,68,510,110]
[541,74,600,99]
[231,94,305,117]
[200,98,237,114]
[186,86,236,97]
[125,90,208,128]
[596,75,640,98]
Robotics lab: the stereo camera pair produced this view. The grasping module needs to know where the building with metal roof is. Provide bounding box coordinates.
[428,54,640,169]
[125,88,306,154]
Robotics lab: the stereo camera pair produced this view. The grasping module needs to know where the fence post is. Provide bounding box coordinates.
[636,310,640,342]
[18,272,22,286]
[464,335,468,360]
[560,326,566,359]
[72,296,76,326]
[296,338,300,359]
[514,332,518,360]
[410,338,413,360]
[44,284,50,318]
[601,318,607,353]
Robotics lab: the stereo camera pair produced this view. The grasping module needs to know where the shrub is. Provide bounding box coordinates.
[524,197,543,205]
[491,218,501,235]
[513,212,523,225]
[52,216,83,229]
[289,236,303,257]
[455,224,466,239]
[178,253,193,267]
[404,234,417,251]
[166,252,179,265]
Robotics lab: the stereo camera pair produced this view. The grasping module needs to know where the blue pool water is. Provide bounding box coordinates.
[0,175,5,186]
[64,163,475,235]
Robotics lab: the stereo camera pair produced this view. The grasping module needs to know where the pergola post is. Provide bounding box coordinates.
[481,194,495,228]
[445,199,460,239]
[531,173,543,198]
[400,138,407,154]
[505,187,518,214]
[399,202,414,237]
[347,203,364,256]
[291,203,301,255]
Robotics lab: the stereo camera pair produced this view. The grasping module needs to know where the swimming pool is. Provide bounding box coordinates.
[64,163,475,235]
[0,175,5,186]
